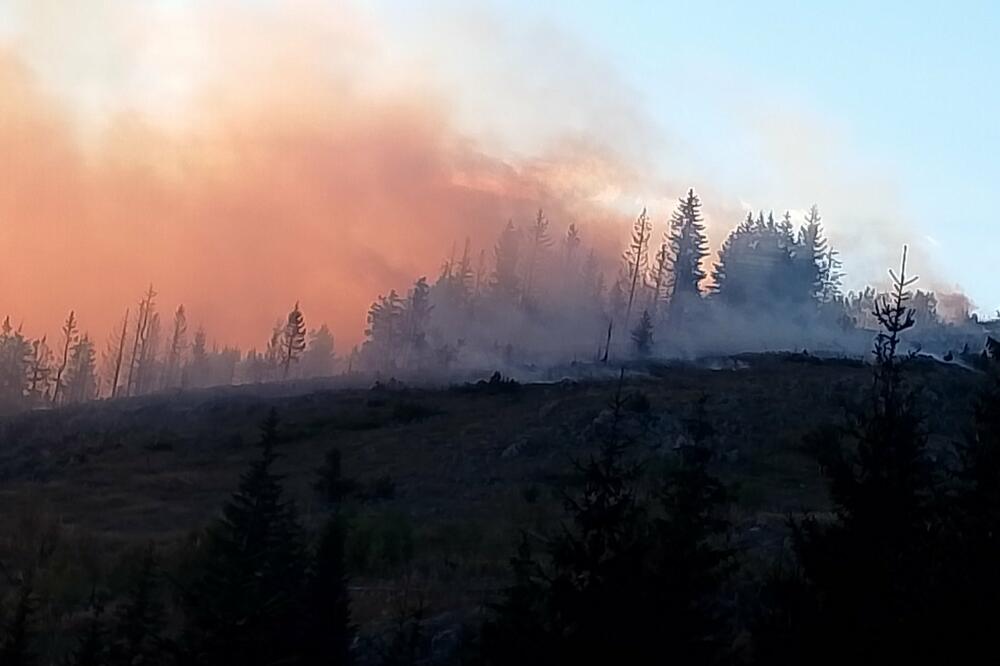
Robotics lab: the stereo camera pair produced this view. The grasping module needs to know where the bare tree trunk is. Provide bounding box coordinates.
[111,309,129,398]
[51,311,76,405]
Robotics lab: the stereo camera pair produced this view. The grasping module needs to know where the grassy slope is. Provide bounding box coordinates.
[0,355,980,636]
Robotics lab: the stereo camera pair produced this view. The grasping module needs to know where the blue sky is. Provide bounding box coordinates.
[376,0,999,315]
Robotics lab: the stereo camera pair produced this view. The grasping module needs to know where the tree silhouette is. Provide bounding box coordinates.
[110,545,164,666]
[280,302,307,379]
[51,310,77,405]
[667,189,709,323]
[181,410,310,665]
[482,380,734,665]
[631,309,654,357]
[758,247,937,665]
[0,572,37,666]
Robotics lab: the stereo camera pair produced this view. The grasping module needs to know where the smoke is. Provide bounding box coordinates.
[0,0,659,349]
[0,0,978,353]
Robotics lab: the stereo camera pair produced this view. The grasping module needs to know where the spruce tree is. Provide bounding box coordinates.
[491,220,521,300]
[759,248,938,665]
[667,189,709,323]
[181,409,310,665]
[0,573,37,666]
[110,545,164,666]
[482,381,734,665]
[66,590,108,666]
[301,516,355,665]
[631,310,654,357]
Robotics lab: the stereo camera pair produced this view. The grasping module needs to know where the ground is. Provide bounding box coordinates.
[0,354,982,651]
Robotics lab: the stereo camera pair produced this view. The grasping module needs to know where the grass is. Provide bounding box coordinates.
[0,355,982,647]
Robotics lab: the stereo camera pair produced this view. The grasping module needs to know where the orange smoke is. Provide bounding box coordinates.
[0,3,637,349]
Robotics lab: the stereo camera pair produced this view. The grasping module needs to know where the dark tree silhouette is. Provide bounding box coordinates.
[491,220,521,300]
[280,302,307,379]
[622,208,652,329]
[0,573,37,666]
[302,516,355,665]
[181,409,309,665]
[51,310,77,404]
[110,546,164,666]
[756,247,937,665]
[667,189,709,323]
[482,380,734,665]
[66,590,108,666]
[631,309,654,356]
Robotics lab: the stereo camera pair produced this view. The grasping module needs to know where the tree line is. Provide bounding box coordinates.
[0,294,338,414]
[2,188,991,413]
[3,250,999,664]
[358,189,987,372]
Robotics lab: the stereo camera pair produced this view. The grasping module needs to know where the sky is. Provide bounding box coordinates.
[0,0,996,348]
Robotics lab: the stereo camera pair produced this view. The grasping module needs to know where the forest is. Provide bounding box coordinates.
[0,190,998,664]
[1,190,994,416]
[0,241,996,664]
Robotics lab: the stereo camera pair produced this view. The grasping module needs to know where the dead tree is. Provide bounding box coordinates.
[51,310,78,405]
[125,285,156,397]
[110,309,129,398]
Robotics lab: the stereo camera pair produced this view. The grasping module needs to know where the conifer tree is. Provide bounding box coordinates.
[482,380,734,665]
[667,189,709,322]
[759,248,936,665]
[26,337,52,405]
[301,324,336,378]
[110,546,164,666]
[66,590,108,666]
[491,220,521,300]
[302,516,355,665]
[403,277,433,367]
[622,208,652,328]
[181,410,309,665]
[64,336,97,404]
[188,327,208,388]
[631,310,654,357]
[0,573,37,666]
[280,302,307,379]
[522,209,553,306]
[162,305,188,390]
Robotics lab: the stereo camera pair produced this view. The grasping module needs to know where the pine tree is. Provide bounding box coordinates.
[66,589,108,666]
[667,189,709,323]
[522,209,553,305]
[631,310,654,357]
[482,381,734,665]
[162,305,188,390]
[364,291,404,372]
[301,324,336,378]
[622,208,652,329]
[64,336,97,404]
[0,573,37,666]
[302,516,355,665]
[126,285,156,398]
[181,410,309,665]
[188,327,208,388]
[403,277,433,368]
[280,302,307,379]
[795,205,830,303]
[760,248,936,665]
[649,234,671,316]
[110,546,163,666]
[0,317,32,410]
[491,220,521,300]
[26,337,52,405]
